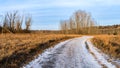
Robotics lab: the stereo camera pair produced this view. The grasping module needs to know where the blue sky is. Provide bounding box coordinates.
[0,0,120,30]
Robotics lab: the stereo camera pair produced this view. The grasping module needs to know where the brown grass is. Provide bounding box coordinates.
[0,33,80,68]
[92,35,120,59]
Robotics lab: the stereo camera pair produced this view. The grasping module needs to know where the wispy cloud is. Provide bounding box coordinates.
[1,0,120,12]
[1,0,120,10]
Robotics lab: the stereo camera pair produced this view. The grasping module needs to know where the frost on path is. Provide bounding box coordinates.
[24,36,117,68]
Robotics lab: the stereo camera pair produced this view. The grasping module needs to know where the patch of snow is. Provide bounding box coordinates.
[86,39,116,68]
[23,39,71,68]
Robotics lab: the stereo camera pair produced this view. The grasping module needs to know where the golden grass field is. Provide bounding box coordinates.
[92,35,120,59]
[0,33,80,68]
[1,33,120,68]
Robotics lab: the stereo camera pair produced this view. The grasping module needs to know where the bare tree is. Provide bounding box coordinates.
[69,18,74,33]
[60,20,68,34]
[60,10,97,34]
[25,16,32,31]
[1,11,32,33]
[15,16,23,32]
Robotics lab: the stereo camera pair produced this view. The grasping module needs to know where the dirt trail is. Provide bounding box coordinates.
[24,36,117,68]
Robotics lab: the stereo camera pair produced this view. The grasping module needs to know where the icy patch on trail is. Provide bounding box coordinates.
[54,37,102,68]
[23,39,71,68]
[86,40,116,68]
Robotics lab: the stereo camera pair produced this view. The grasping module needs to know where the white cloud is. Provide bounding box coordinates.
[50,0,92,7]
[1,0,120,12]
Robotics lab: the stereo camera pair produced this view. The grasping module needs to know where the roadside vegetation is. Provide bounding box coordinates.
[92,35,120,59]
[0,33,80,68]
[98,25,120,35]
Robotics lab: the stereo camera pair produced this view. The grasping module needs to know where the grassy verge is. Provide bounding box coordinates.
[92,35,120,59]
[0,33,80,68]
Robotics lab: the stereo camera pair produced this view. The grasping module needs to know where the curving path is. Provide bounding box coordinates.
[24,36,117,68]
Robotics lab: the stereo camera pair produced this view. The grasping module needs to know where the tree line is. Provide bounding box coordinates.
[60,10,98,34]
[0,11,32,33]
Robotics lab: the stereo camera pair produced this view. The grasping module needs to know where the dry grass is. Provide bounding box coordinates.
[92,35,120,59]
[0,33,80,68]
